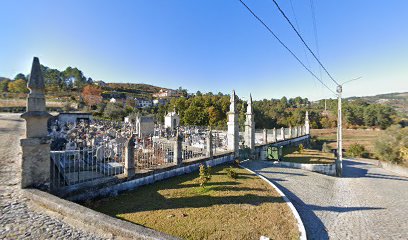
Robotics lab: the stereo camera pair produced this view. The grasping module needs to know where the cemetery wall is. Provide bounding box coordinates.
[67,152,235,202]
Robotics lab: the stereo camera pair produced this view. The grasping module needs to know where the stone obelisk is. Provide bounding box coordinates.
[20,57,52,188]
[227,90,239,157]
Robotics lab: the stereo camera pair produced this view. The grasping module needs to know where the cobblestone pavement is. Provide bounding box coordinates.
[0,113,106,240]
[242,159,408,240]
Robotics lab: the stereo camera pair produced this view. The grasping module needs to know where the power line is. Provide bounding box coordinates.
[309,0,323,81]
[238,0,336,95]
[289,0,312,69]
[270,0,340,86]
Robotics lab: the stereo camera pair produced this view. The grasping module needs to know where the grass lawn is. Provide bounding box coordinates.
[86,164,299,240]
[282,147,335,164]
[310,128,382,155]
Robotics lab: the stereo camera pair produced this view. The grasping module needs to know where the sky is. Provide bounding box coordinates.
[0,0,407,100]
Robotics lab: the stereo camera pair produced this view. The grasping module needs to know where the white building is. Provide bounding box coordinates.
[164,111,180,129]
[152,98,168,106]
[135,98,153,108]
[153,89,177,98]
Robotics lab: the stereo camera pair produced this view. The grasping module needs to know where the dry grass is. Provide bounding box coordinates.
[87,164,299,240]
[311,128,382,154]
[0,98,71,108]
[283,148,335,164]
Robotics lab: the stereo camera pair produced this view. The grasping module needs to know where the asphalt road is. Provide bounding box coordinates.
[242,159,408,240]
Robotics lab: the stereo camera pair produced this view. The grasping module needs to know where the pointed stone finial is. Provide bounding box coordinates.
[247,93,253,114]
[229,90,236,112]
[305,111,309,121]
[28,57,45,94]
[231,90,236,103]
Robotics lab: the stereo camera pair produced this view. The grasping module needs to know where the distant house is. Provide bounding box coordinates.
[135,98,153,108]
[93,80,107,87]
[153,89,177,98]
[152,98,168,106]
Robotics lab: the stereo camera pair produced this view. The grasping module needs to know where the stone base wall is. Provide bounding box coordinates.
[68,154,235,202]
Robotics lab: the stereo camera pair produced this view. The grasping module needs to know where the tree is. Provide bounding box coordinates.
[8,79,28,93]
[63,67,87,89]
[14,73,26,81]
[82,85,103,108]
[103,102,126,120]
[0,79,10,92]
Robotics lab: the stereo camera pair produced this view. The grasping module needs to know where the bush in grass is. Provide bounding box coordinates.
[226,166,238,179]
[198,164,212,187]
[322,142,331,153]
[374,125,408,164]
[346,143,368,158]
[298,144,304,153]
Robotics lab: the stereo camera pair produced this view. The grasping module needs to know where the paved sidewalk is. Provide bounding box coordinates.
[242,159,408,240]
[0,113,107,239]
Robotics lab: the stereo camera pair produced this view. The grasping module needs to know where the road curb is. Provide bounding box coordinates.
[239,161,307,240]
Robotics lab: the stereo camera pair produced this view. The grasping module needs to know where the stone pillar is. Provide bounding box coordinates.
[273,127,277,142]
[206,129,213,159]
[227,90,239,157]
[281,127,285,140]
[174,130,183,165]
[294,126,298,137]
[125,134,136,178]
[305,111,310,135]
[289,125,292,138]
[260,146,267,160]
[245,94,255,152]
[263,129,268,144]
[20,57,52,189]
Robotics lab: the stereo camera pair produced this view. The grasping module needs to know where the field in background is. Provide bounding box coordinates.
[311,128,382,157]
[88,164,299,240]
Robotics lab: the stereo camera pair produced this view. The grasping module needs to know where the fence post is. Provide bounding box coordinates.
[245,94,255,153]
[227,90,239,158]
[125,134,136,178]
[305,111,310,135]
[207,129,213,159]
[174,130,183,165]
[263,128,268,144]
[281,127,285,140]
[273,127,277,142]
[20,57,52,189]
[294,126,298,137]
[289,125,292,138]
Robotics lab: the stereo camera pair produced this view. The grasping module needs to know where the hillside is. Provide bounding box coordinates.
[347,92,408,116]
[105,83,167,98]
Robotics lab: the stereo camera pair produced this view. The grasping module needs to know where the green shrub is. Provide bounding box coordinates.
[374,125,408,164]
[226,166,238,179]
[346,143,367,158]
[322,142,331,153]
[198,164,212,187]
[298,144,304,153]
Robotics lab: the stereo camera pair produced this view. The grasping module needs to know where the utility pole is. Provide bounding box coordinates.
[336,85,343,177]
[335,77,361,177]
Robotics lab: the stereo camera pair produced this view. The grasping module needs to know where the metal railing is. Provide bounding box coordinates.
[50,142,126,189]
